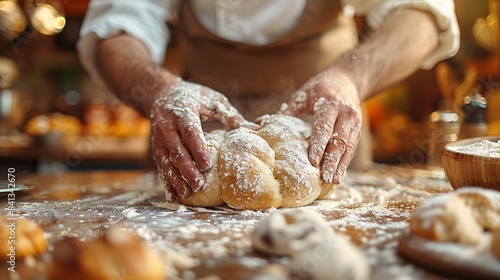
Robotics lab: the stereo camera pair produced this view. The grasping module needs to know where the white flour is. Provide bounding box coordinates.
[448,139,500,157]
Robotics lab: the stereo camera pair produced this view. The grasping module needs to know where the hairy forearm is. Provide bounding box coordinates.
[97,34,178,115]
[331,8,440,100]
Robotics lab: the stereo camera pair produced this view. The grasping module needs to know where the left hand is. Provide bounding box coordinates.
[279,68,363,184]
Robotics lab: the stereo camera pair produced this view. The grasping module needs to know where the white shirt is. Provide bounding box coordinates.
[78,0,460,83]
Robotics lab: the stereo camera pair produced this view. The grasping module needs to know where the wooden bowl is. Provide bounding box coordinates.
[442,136,500,191]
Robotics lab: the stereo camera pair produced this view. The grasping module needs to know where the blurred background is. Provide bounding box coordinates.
[0,0,498,177]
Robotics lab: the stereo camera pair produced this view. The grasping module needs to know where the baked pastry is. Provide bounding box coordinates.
[49,226,165,280]
[409,187,500,245]
[252,209,370,280]
[0,215,47,260]
[177,114,336,210]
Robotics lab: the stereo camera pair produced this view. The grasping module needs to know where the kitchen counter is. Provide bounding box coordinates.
[0,164,467,279]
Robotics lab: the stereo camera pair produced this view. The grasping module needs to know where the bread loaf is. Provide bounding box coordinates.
[409,187,500,245]
[176,115,336,210]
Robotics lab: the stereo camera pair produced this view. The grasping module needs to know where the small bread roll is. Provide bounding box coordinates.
[219,128,282,210]
[178,139,224,207]
[409,187,500,245]
[0,215,47,260]
[49,226,165,280]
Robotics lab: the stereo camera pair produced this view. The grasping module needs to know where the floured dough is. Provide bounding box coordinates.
[252,208,332,255]
[409,187,500,245]
[177,114,336,210]
[291,235,370,280]
[251,208,370,280]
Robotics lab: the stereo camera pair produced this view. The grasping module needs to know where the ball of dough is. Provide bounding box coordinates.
[251,208,370,280]
[409,187,500,245]
[49,226,166,280]
[219,128,282,210]
[290,235,370,280]
[252,209,333,256]
[178,140,224,207]
[0,215,47,260]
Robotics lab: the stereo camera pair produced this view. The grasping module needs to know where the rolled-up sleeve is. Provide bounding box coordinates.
[77,0,177,86]
[341,0,460,70]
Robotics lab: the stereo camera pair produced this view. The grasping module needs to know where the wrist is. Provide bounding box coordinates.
[136,66,181,117]
[320,62,363,103]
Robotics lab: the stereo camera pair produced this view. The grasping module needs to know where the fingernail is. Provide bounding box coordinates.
[333,170,345,184]
[193,176,205,192]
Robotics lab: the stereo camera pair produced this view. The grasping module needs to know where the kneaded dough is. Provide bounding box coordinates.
[410,187,500,245]
[177,115,336,210]
[252,208,332,256]
[251,208,370,280]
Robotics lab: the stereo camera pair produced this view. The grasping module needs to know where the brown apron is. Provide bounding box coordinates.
[175,0,359,120]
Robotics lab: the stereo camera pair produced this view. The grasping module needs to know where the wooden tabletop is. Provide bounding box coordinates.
[0,165,467,279]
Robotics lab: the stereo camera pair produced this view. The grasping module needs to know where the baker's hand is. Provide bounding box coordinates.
[279,69,363,184]
[151,80,252,201]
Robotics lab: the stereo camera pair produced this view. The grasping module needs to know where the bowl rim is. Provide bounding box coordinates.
[443,135,500,158]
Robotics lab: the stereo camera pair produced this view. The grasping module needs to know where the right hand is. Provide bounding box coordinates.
[151,80,252,201]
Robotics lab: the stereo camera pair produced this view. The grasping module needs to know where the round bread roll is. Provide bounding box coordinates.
[0,215,47,260]
[409,187,500,245]
[49,226,165,280]
[171,115,336,210]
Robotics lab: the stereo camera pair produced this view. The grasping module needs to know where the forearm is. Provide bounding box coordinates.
[331,8,440,100]
[97,34,179,115]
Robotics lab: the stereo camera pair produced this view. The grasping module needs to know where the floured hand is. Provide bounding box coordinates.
[279,69,363,184]
[151,80,253,201]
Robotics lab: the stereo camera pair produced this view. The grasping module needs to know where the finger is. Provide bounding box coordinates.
[320,134,347,183]
[164,158,192,198]
[308,99,339,167]
[163,177,177,202]
[151,140,178,202]
[321,113,361,184]
[154,117,204,194]
[164,126,205,193]
[176,109,212,172]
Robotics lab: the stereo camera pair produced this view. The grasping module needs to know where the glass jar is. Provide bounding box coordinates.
[427,110,460,167]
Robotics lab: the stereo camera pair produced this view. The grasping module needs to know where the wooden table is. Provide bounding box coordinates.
[0,164,463,279]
